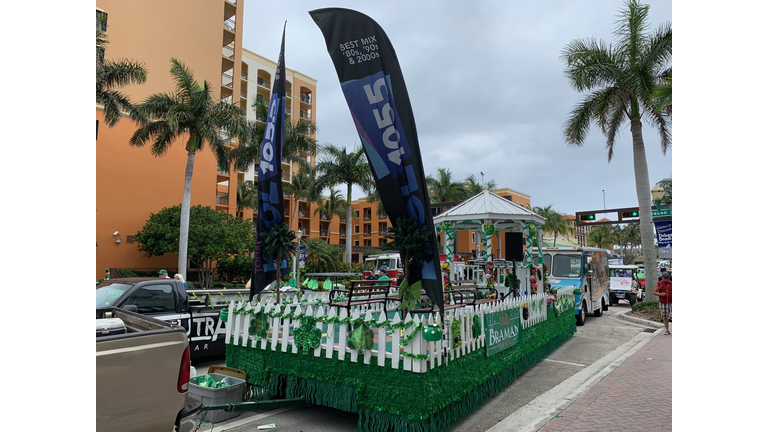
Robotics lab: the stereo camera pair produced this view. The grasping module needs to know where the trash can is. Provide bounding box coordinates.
[188,373,246,423]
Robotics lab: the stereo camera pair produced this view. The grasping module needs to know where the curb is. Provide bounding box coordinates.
[612,308,664,328]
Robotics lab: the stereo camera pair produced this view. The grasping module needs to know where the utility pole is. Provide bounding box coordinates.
[602,190,606,210]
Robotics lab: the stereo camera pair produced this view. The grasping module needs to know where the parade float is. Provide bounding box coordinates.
[223,8,577,431]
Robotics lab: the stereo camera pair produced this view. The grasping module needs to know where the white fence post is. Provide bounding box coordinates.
[377,310,388,367]
[363,310,373,365]
[325,308,337,359]
[391,313,401,370]
[337,309,348,361]
[350,310,360,363]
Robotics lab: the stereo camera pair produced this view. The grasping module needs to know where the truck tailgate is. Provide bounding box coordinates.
[97,325,189,432]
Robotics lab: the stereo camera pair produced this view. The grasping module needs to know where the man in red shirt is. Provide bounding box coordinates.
[654,272,672,335]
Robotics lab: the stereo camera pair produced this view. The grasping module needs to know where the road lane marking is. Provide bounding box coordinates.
[543,359,587,367]
[207,406,298,432]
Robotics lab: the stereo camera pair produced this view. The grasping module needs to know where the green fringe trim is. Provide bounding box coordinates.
[226,308,575,432]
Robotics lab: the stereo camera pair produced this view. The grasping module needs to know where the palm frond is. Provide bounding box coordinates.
[563,96,597,146]
[561,38,622,92]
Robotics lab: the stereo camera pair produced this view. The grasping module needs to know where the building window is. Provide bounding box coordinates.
[354,225,359,233]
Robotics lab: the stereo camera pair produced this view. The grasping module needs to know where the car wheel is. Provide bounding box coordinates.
[602,297,609,311]
[576,301,587,326]
[594,299,604,317]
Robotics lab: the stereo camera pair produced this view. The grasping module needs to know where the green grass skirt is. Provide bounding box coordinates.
[226,307,575,432]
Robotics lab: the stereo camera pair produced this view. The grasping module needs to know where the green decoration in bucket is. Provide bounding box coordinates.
[219,308,229,323]
[422,324,442,342]
[293,317,322,354]
[348,322,374,350]
[249,313,269,339]
[323,279,333,291]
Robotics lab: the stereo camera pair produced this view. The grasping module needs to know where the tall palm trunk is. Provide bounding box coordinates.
[345,184,353,263]
[178,150,195,281]
[630,117,658,302]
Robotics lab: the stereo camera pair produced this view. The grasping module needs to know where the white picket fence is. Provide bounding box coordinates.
[224,289,574,374]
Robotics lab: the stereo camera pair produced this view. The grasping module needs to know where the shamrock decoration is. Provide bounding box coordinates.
[482,222,495,235]
[293,317,322,354]
[348,322,374,350]
[248,313,270,339]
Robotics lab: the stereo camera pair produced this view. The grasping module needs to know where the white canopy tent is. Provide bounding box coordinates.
[432,187,547,294]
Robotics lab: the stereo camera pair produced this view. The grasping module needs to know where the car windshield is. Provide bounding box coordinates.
[96,282,132,308]
[532,254,552,276]
[552,254,582,278]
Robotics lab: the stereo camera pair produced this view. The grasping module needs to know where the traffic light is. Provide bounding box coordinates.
[579,213,596,221]
[621,210,639,218]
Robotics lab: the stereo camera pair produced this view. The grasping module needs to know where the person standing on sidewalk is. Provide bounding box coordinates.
[654,272,672,335]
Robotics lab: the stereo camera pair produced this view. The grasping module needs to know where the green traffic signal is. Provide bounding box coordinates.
[621,210,639,218]
[579,214,596,221]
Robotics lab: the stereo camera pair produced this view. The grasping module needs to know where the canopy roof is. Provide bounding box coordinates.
[433,188,546,230]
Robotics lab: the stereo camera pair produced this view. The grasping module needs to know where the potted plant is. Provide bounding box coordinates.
[384,217,431,314]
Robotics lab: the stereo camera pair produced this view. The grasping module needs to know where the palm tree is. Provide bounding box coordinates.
[96,13,147,127]
[129,58,247,280]
[314,144,374,263]
[237,180,258,216]
[656,177,672,205]
[561,0,671,301]
[229,97,318,174]
[622,223,642,262]
[283,168,315,232]
[464,173,498,196]
[261,222,296,304]
[426,168,468,202]
[533,205,575,247]
[654,76,672,116]
[587,225,614,249]
[314,188,347,243]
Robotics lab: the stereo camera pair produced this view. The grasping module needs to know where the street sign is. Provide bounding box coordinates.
[299,245,306,269]
[652,209,672,217]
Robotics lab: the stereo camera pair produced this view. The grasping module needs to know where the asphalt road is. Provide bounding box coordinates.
[190,303,653,432]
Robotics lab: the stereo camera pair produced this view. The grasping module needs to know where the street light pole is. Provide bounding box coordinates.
[602,190,606,210]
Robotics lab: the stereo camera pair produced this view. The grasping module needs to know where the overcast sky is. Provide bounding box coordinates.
[241,0,672,218]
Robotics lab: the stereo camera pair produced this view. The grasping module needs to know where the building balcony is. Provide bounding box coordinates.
[222,45,234,60]
[363,215,371,221]
[216,192,229,206]
[298,210,308,218]
[319,213,330,220]
[379,230,387,236]
[217,167,229,176]
[240,90,247,99]
[222,73,233,88]
[339,233,346,239]
[300,93,312,104]
[224,18,236,32]
[257,77,270,89]
[299,109,311,120]
[319,230,329,237]
[363,232,371,237]
[241,73,248,81]
[378,212,387,219]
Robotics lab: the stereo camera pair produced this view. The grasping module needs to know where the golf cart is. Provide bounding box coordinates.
[608,264,642,305]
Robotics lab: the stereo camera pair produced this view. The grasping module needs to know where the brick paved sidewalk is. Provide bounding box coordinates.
[538,327,672,432]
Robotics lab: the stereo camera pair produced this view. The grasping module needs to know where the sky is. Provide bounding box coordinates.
[240,0,672,218]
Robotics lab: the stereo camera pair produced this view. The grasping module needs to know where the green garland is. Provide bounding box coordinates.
[451,320,462,348]
[226,307,576,432]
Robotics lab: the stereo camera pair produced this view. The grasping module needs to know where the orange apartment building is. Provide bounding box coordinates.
[96,0,320,280]
[95,0,537,278]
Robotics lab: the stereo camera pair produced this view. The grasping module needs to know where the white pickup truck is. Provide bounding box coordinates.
[96,307,201,431]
